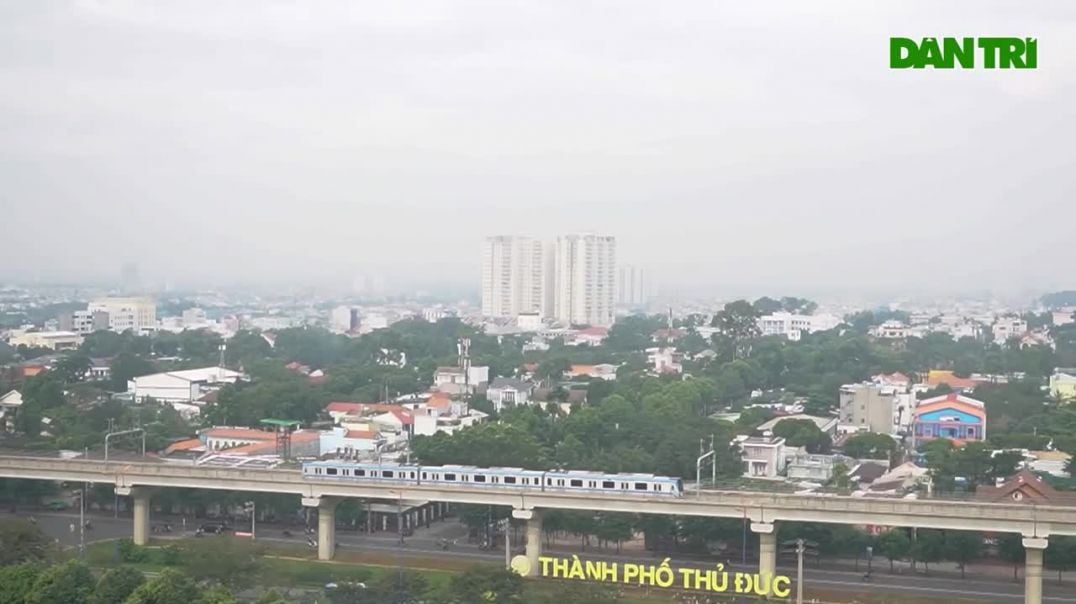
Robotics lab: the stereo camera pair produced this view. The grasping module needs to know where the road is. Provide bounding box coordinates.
[8,509,1076,603]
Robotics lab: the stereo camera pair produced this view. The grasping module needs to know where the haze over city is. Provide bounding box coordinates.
[2,0,1074,298]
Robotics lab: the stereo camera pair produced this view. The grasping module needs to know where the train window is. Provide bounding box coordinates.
[327,468,338,476]
[558,479,565,486]
[355,469,366,477]
[504,476,517,485]
[444,473,456,481]
[383,470,394,478]
[602,481,615,489]
[546,478,552,485]
[569,479,583,487]
[621,483,628,489]
[634,482,648,491]
[410,472,416,479]
[474,475,487,483]
[421,472,427,480]
[342,469,349,476]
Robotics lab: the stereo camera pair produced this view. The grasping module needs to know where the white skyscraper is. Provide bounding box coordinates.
[552,234,616,326]
[618,265,646,306]
[481,236,550,318]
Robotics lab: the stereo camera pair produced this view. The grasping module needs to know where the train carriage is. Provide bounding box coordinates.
[302,460,683,497]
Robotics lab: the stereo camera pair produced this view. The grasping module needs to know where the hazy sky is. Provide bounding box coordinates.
[2,1,1074,297]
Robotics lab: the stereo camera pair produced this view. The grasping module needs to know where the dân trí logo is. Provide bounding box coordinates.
[890,37,1037,69]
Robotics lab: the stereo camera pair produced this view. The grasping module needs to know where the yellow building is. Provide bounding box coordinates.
[8,331,83,351]
[1051,372,1076,403]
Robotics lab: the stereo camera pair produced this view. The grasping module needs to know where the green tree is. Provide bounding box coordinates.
[124,569,202,604]
[447,566,524,604]
[998,533,1025,582]
[711,300,760,359]
[91,567,145,604]
[0,518,52,565]
[53,354,92,384]
[876,529,910,573]
[771,418,831,453]
[842,432,897,460]
[0,562,44,604]
[910,530,946,574]
[944,531,982,579]
[27,561,95,604]
[199,586,238,604]
[1046,537,1076,584]
[109,353,156,392]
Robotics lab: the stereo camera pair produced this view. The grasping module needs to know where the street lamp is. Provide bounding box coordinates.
[244,501,256,539]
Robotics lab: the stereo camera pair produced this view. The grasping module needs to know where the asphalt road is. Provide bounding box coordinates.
[9,509,1076,603]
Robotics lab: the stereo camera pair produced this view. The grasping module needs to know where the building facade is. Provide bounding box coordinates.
[552,234,616,326]
[617,265,646,306]
[912,392,987,446]
[481,236,550,318]
[88,297,157,334]
[839,383,900,435]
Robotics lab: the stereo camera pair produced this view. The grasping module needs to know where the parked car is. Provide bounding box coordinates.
[197,522,231,535]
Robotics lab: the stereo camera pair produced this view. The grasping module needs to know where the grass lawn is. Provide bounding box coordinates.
[80,538,976,603]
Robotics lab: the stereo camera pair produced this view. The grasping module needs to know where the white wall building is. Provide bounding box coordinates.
[552,234,616,326]
[58,310,110,335]
[88,297,157,334]
[330,306,358,333]
[128,367,245,414]
[757,312,839,341]
[481,236,550,318]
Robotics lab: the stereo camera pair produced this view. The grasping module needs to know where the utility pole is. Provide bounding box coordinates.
[245,501,256,539]
[796,538,805,604]
[78,483,86,559]
[505,519,511,570]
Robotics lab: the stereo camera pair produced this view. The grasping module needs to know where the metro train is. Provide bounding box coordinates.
[301,460,684,497]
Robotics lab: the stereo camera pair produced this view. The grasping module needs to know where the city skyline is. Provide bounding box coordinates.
[1,2,1074,296]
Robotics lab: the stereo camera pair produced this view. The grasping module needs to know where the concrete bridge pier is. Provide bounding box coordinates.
[302,496,341,561]
[512,508,542,573]
[115,486,151,546]
[751,522,777,579]
[1023,537,1048,604]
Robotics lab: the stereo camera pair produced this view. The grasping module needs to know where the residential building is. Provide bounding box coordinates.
[0,390,22,431]
[8,331,82,351]
[617,265,646,306]
[866,461,929,495]
[433,366,489,393]
[481,236,550,318]
[58,310,110,335]
[516,312,543,331]
[486,378,535,411]
[839,383,900,435]
[786,454,844,483]
[88,297,157,334]
[739,436,786,479]
[1052,309,1076,327]
[329,305,358,333]
[870,321,910,339]
[181,308,209,328]
[552,234,616,326]
[565,363,619,381]
[974,469,1076,506]
[924,369,980,391]
[757,312,839,341]
[992,316,1028,343]
[566,326,608,347]
[646,347,684,374]
[1050,371,1076,402]
[911,392,987,446]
